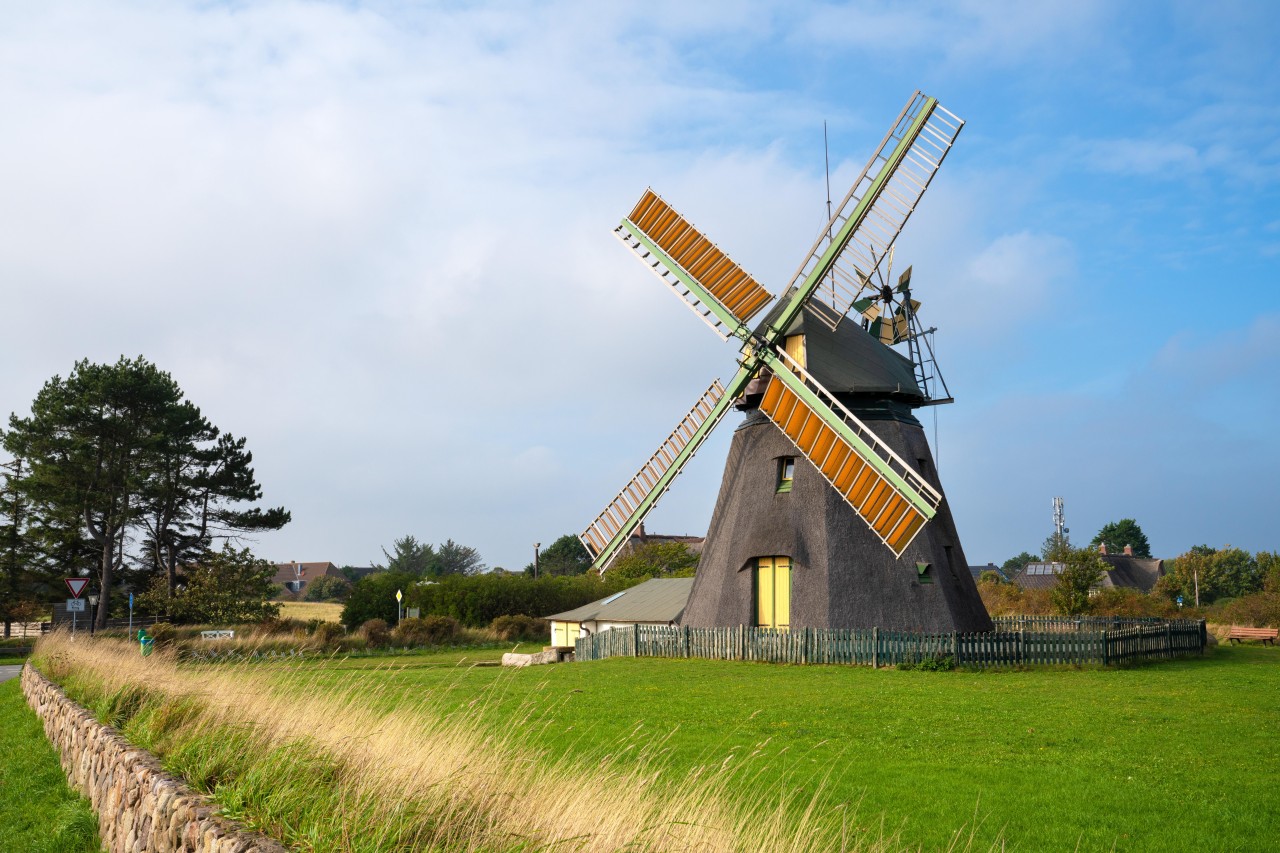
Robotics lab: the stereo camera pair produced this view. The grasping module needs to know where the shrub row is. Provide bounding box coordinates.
[341,572,630,629]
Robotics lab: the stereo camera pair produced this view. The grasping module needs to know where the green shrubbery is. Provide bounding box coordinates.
[490,614,548,642]
[341,572,632,629]
[359,618,391,649]
[392,616,459,646]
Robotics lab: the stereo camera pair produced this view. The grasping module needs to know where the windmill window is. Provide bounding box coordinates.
[777,457,795,493]
[916,563,933,584]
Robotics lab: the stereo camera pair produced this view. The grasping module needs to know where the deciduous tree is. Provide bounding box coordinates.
[608,542,699,583]
[1050,547,1108,615]
[525,534,590,577]
[138,543,280,624]
[1001,551,1038,576]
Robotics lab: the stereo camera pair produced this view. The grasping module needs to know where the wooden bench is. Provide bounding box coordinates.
[1227,626,1277,645]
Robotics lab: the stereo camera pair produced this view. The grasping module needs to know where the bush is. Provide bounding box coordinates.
[304,575,352,602]
[1217,591,1280,627]
[312,622,346,647]
[256,617,310,636]
[1087,588,1179,618]
[490,614,548,642]
[392,616,460,647]
[360,619,391,649]
[147,623,177,647]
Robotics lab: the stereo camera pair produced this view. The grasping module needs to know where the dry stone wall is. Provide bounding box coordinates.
[21,663,287,853]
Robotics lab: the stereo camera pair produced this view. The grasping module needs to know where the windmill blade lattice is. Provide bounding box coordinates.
[781,92,962,332]
[579,379,734,568]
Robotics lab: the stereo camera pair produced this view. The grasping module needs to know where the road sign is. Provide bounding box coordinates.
[395,589,403,603]
[66,598,86,612]
[66,578,89,598]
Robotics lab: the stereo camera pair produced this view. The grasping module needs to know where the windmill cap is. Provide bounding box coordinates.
[758,303,924,401]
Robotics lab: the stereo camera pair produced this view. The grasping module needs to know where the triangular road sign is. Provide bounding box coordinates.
[65,578,89,598]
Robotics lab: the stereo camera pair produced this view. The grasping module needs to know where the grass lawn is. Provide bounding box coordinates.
[0,677,101,853]
[276,601,344,622]
[262,643,1280,851]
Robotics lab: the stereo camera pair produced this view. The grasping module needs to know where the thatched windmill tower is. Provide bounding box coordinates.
[679,297,991,632]
[577,91,991,634]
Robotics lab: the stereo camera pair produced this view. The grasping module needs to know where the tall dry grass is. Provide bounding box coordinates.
[32,633,930,852]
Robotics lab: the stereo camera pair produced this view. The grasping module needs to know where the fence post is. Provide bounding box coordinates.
[1017,630,1024,664]
[872,626,879,668]
[633,623,640,657]
[951,631,958,665]
[1102,629,1109,667]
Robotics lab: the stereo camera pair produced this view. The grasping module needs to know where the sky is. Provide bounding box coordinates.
[2,1,1278,571]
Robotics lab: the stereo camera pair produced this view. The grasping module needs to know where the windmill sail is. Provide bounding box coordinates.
[580,379,734,570]
[617,189,773,341]
[758,349,942,556]
[777,91,963,332]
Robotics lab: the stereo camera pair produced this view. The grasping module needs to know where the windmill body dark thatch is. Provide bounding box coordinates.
[680,307,992,632]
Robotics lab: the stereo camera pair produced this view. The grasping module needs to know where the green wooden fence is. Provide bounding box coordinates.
[991,615,1188,632]
[575,619,1207,668]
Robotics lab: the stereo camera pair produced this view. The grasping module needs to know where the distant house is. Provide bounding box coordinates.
[272,561,343,594]
[545,577,695,648]
[617,523,705,558]
[1011,545,1164,594]
[969,562,1009,582]
[1097,545,1164,594]
[341,566,381,582]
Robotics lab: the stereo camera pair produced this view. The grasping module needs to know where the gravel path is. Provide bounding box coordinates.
[0,664,23,683]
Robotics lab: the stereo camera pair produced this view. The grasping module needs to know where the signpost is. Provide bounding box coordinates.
[66,577,88,634]
[129,592,134,633]
[396,588,403,624]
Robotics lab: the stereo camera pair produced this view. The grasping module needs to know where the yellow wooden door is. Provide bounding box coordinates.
[552,621,579,647]
[755,557,791,630]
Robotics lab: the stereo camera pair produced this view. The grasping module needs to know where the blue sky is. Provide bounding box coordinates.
[1,1,1277,570]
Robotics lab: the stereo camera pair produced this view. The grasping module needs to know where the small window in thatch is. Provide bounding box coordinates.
[916,563,933,584]
[777,457,795,493]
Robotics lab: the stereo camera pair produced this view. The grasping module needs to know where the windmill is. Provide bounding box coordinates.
[578,92,992,633]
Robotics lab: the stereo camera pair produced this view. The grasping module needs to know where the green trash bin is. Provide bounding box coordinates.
[138,629,154,657]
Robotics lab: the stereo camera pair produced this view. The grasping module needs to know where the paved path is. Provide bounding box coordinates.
[0,664,23,683]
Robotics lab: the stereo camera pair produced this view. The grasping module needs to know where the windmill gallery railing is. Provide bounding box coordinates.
[575,619,1207,668]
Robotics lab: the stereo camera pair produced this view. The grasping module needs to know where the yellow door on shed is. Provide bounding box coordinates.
[552,621,579,647]
[754,557,791,630]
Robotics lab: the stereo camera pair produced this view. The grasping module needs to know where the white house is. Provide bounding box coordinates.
[546,577,694,648]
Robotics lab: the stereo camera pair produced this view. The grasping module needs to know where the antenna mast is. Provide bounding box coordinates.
[1052,496,1067,540]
